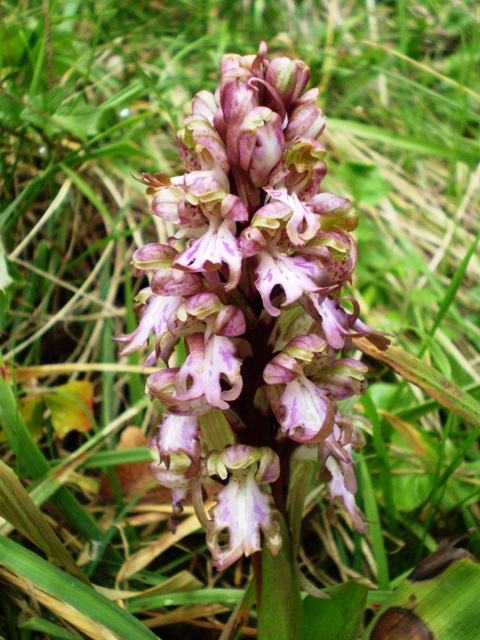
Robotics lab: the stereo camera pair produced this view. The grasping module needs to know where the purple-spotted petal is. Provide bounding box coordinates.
[213,305,246,337]
[151,268,203,297]
[174,218,242,291]
[220,194,249,222]
[255,248,327,317]
[179,114,230,174]
[147,368,212,416]
[131,243,176,272]
[114,292,182,361]
[156,413,200,464]
[174,333,243,411]
[313,358,368,400]
[266,376,335,443]
[206,472,281,571]
[204,334,243,408]
[303,296,354,350]
[308,192,358,231]
[239,226,266,258]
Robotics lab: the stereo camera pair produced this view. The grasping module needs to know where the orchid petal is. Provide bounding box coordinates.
[174,218,242,291]
[114,292,182,360]
[325,455,366,534]
[157,413,200,464]
[255,248,326,316]
[206,472,281,571]
[266,377,335,443]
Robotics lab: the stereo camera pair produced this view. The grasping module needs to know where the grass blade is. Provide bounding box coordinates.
[0,460,88,583]
[353,339,480,427]
[0,535,160,640]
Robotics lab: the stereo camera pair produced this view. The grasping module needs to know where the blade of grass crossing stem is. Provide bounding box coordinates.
[0,359,115,545]
[0,535,160,640]
[358,457,390,590]
[219,579,256,640]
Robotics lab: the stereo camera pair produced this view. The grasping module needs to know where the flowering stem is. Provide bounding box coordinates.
[119,40,388,626]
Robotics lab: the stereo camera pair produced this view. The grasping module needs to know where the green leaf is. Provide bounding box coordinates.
[303,581,368,640]
[365,545,480,639]
[258,513,303,640]
[0,535,160,640]
[53,97,104,139]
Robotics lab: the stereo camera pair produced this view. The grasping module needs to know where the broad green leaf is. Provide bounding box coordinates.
[303,581,368,640]
[365,545,480,639]
[53,98,104,139]
[353,338,480,427]
[258,513,303,640]
[0,535,160,640]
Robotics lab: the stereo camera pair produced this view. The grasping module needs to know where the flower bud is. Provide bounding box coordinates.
[238,107,285,187]
[265,56,310,109]
[285,89,326,141]
[192,90,217,122]
[151,186,184,223]
[178,114,229,174]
